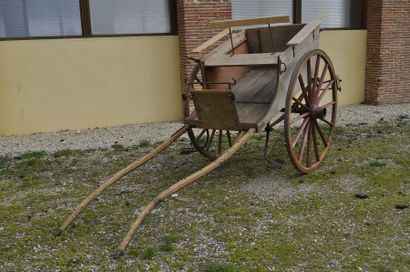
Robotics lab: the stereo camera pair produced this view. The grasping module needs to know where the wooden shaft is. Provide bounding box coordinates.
[118,129,255,252]
[59,125,189,232]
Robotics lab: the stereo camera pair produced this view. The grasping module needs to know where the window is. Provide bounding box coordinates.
[0,0,82,38]
[89,0,171,35]
[232,0,293,22]
[0,0,176,39]
[232,0,366,29]
[302,0,366,28]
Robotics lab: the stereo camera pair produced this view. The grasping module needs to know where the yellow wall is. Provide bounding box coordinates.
[320,30,367,106]
[0,31,366,136]
[0,36,182,136]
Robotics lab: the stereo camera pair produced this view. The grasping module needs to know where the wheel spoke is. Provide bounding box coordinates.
[306,123,313,167]
[206,129,216,151]
[312,124,321,162]
[227,130,232,147]
[218,130,223,154]
[290,112,310,124]
[314,63,329,102]
[312,55,321,96]
[292,118,310,147]
[320,101,336,109]
[316,79,334,104]
[307,58,313,103]
[318,116,334,127]
[196,129,207,141]
[298,75,310,107]
[313,120,328,147]
[292,97,310,110]
[298,121,311,162]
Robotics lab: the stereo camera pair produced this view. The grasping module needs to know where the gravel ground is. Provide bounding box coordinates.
[0,103,409,157]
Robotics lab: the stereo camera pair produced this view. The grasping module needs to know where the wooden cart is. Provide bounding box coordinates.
[56,14,341,258]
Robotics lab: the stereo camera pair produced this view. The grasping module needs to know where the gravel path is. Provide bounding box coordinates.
[0,104,408,157]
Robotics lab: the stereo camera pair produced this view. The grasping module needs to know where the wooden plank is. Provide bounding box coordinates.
[233,69,278,104]
[205,52,282,67]
[192,89,240,129]
[237,103,270,125]
[287,13,328,45]
[203,30,247,62]
[191,28,233,54]
[211,16,290,29]
[246,24,305,53]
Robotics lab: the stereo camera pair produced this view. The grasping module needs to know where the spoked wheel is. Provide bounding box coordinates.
[187,128,239,159]
[284,49,338,173]
[184,63,237,159]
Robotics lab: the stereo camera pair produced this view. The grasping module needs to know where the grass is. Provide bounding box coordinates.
[143,247,156,260]
[111,144,126,152]
[138,139,151,148]
[53,148,74,158]
[159,234,181,252]
[21,151,47,160]
[202,263,235,272]
[0,119,409,271]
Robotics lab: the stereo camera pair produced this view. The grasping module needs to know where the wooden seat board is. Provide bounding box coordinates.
[232,69,278,104]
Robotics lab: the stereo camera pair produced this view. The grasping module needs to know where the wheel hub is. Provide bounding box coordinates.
[310,105,326,119]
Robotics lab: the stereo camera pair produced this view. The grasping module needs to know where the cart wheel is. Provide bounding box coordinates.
[188,128,240,159]
[185,64,237,159]
[284,49,338,173]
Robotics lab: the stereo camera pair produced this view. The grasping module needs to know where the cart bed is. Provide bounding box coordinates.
[233,68,277,104]
[185,68,278,130]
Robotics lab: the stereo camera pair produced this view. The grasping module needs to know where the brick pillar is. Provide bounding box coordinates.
[177,0,232,90]
[365,0,410,105]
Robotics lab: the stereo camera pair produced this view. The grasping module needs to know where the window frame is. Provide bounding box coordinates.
[293,0,367,30]
[0,0,178,41]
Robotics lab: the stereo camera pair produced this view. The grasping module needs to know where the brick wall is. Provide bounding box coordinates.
[365,0,410,104]
[177,0,232,90]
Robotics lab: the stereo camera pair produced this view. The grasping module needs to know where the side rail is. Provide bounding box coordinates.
[191,28,237,54]
[210,16,290,29]
[287,13,328,46]
[191,15,291,55]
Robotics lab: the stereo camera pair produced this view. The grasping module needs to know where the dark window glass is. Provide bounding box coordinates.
[0,0,82,38]
[89,0,171,35]
[232,0,293,22]
[302,0,365,28]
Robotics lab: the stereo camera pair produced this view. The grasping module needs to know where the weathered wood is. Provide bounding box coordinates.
[203,30,247,62]
[192,89,240,130]
[211,16,290,29]
[117,128,256,254]
[57,125,189,233]
[237,103,271,126]
[204,42,250,88]
[205,52,282,67]
[233,69,278,104]
[246,24,305,54]
[191,28,235,54]
[287,13,327,45]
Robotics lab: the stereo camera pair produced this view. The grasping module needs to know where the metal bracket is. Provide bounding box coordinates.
[336,75,342,92]
[278,57,287,74]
